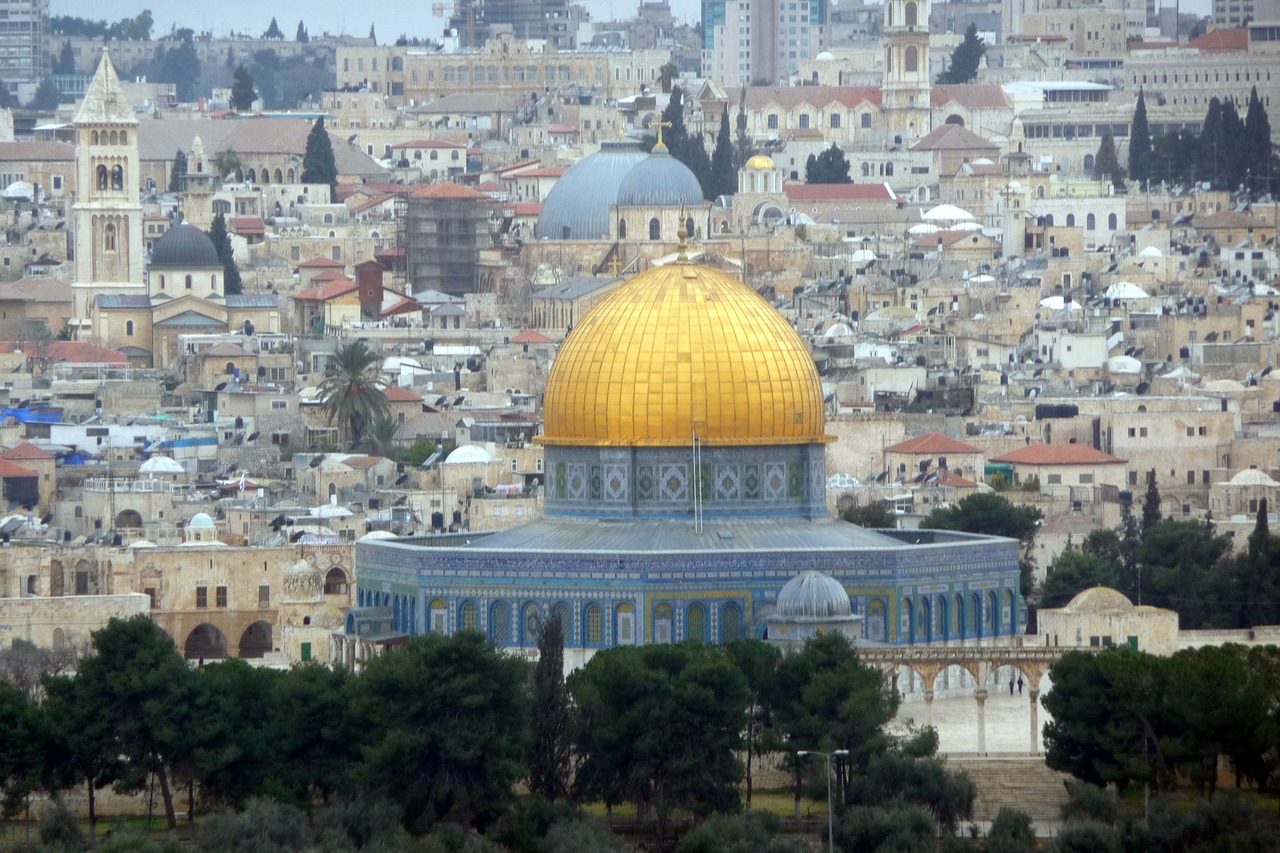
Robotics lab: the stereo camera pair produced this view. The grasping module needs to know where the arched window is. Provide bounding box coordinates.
[91,131,99,145]
[885,162,894,176]
[119,131,127,145]
[430,151,439,161]
[1037,185,1046,199]
[126,320,134,336]
[885,47,893,73]
[429,599,448,633]
[862,162,871,177]
[324,568,347,594]
[185,275,193,289]
[649,218,661,240]
[686,603,708,643]
[247,168,257,183]
[1066,214,1075,227]
[654,603,673,643]
[159,275,165,289]
[552,601,573,643]
[720,602,743,641]
[109,130,118,145]
[615,603,635,644]
[584,603,603,646]
[260,169,270,185]
[323,213,334,224]
[96,165,108,190]
[617,218,627,239]
[460,601,479,632]
[1086,213,1096,230]
[489,601,512,644]
[520,602,540,645]
[287,168,295,182]
[211,274,218,289]
[111,165,124,190]
[905,1,918,27]
[905,46,918,73]
[1044,214,1054,227]
[104,223,117,251]
[685,217,695,237]
[1108,213,1118,229]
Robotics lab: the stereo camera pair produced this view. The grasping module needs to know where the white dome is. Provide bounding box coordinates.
[1229,468,1278,486]
[359,530,399,540]
[139,456,185,474]
[188,512,215,529]
[776,571,852,620]
[1106,355,1143,374]
[1104,281,1150,300]
[310,504,354,519]
[445,444,494,464]
[1139,246,1164,258]
[128,540,158,549]
[815,50,835,61]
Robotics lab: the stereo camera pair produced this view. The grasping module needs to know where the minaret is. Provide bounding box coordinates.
[183,136,215,230]
[72,50,145,331]
[882,0,932,139]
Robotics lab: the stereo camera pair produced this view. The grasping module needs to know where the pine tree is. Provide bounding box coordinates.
[169,149,187,193]
[57,41,76,75]
[263,17,283,39]
[295,20,308,43]
[936,24,985,84]
[207,214,243,296]
[1198,97,1225,188]
[526,617,571,802]
[1220,98,1247,190]
[301,116,338,193]
[230,65,257,111]
[1094,133,1125,188]
[1128,89,1151,187]
[1243,87,1273,195]
[710,110,736,199]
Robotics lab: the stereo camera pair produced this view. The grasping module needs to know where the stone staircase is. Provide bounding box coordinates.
[945,756,1073,825]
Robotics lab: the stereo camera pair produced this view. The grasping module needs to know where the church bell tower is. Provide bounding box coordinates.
[71,51,145,329]
[882,0,932,139]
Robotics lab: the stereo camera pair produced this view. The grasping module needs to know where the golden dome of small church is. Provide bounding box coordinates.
[352,250,1023,664]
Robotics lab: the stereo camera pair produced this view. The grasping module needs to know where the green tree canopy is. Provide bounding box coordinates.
[301,116,339,191]
[710,110,737,199]
[206,213,243,296]
[230,64,257,111]
[528,616,572,802]
[922,492,1042,598]
[158,33,201,102]
[260,663,360,808]
[169,148,187,193]
[1128,89,1152,186]
[660,86,713,200]
[936,24,986,84]
[296,21,309,43]
[57,41,76,75]
[27,78,62,111]
[0,682,45,816]
[319,340,389,447]
[263,17,284,39]
[352,632,529,833]
[805,144,851,184]
[1093,133,1124,188]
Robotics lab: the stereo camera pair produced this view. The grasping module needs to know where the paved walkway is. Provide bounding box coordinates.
[891,678,1055,755]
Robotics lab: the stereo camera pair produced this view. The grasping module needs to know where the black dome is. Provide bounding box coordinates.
[150,224,220,268]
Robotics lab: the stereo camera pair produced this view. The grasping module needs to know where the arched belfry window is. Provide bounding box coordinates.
[96,165,108,190]
[104,222,117,252]
[906,46,918,72]
[649,218,661,240]
[906,1,918,26]
[111,165,124,190]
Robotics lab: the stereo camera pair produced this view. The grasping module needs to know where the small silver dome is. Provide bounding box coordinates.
[776,571,852,620]
[615,144,704,207]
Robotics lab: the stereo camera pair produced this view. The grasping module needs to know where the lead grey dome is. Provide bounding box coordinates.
[150,224,221,268]
[534,138,648,240]
[615,144,704,207]
[776,571,852,620]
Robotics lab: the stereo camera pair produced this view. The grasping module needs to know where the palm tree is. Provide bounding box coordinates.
[366,413,400,458]
[658,62,679,93]
[319,341,389,448]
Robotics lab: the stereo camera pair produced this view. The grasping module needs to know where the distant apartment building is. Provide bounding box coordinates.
[2,0,47,105]
[1213,0,1280,28]
[702,0,828,85]
[449,0,591,49]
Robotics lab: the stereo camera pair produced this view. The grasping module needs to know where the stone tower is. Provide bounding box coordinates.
[882,0,932,139]
[183,136,215,230]
[72,50,145,329]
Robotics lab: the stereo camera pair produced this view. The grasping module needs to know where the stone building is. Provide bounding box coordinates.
[1037,586,1178,655]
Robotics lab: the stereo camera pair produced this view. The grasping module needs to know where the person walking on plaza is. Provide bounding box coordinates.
[1017,675,1025,695]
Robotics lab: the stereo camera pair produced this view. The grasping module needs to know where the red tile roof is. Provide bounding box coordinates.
[517,167,569,178]
[294,278,358,301]
[2,442,53,461]
[991,444,1124,465]
[0,459,36,478]
[384,385,422,402]
[43,341,128,365]
[931,84,1011,110]
[725,86,882,112]
[230,217,265,235]
[886,432,981,454]
[511,330,554,344]
[917,467,978,487]
[911,123,1000,152]
[410,182,490,200]
[784,182,897,202]
[1187,27,1247,51]
[510,202,542,216]
[297,257,346,268]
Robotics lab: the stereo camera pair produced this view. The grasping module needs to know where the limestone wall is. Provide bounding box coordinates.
[0,593,149,649]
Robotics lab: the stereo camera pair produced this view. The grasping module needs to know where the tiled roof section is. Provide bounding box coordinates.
[1194,210,1265,229]
[347,193,395,214]
[153,310,225,328]
[547,123,578,134]
[2,442,54,460]
[0,459,36,478]
[201,342,249,357]
[410,182,490,200]
[225,294,278,309]
[384,385,422,402]
[911,123,1000,152]
[295,278,358,301]
[229,217,265,235]
[991,444,1124,465]
[783,182,896,201]
[344,455,386,468]
[297,257,346,268]
[511,330,554,344]
[886,432,982,454]
[414,93,524,114]
[510,202,542,216]
[931,84,1010,110]
[44,341,129,364]
[0,277,73,303]
[74,51,137,125]
[917,467,978,487]
[725,86,882,112]
[1187,27,1247,51]
[517,167,569,178]
[0,141,75,161]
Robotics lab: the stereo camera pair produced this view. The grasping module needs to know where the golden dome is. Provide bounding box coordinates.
[539,261,832,447]
[745,154,776,171]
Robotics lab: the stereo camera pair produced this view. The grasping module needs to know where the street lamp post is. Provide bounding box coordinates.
[798,748,848,853]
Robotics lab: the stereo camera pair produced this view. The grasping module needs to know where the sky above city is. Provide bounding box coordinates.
[51,0,1212,44]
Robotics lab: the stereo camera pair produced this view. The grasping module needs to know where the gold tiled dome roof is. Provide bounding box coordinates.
[538,260,832,447]
[744,154,776,170]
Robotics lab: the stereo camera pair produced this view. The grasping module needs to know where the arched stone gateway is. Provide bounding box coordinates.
[238,620,273,658]
[184,623,228,660]
[115,509,144,528]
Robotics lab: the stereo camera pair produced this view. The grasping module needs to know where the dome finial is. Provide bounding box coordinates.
[654,118,672,152]
[677,205,689,261]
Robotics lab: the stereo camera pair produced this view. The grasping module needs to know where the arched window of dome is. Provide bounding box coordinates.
[1108,213,1117,229]
[648,218,661,240]
[1086,213,1096,230]
[866,599,886,642]
[720,602,743,642]
[686,603,708,643]
[584,603,603,646]
[489,601,512,645]
[902,596,913,642]
[111,165,124,190]
[211,274,218,289]
[260,169,270,185]
[615,603,635,645]
[460,600,479,632]
[324,568,347,595]
[96,165,108,190]
[185,274,193,289]
[552,600,573,643]
[653,603,673,644]
[119,131,127,145]
[429,599,447,633]
[617,218,627,239]
[159,275,165,290]
[104,223,117,252]
[685,217,694,237]
[126,320,134,336]
[906,1,918,27]
[109,131,118,145]
[906,46,918,73]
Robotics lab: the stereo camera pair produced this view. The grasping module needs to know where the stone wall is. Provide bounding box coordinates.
[0,592,149,649]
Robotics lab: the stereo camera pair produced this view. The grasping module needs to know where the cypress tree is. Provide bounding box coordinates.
[710,110,736,199]
[1220,99,1247,190]
[661,87,713,200]
[1141,469,1161,533]
[207,214,243,296]
[1128,89,1151,187]
[1198,97,1225,188]
[295,20,308,43]
[527,617,571,801]
[301,116,338,194]
[1243,87,1273,195]
[936,24,985,84]
[1094,133,1124,188]
[230,65,257,111]
[168,149,187,194]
